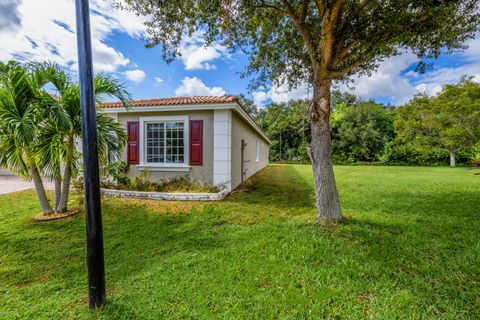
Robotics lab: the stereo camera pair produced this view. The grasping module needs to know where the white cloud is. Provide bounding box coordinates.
[179,32,228,70]
[252,91,270,107]
[337,53,419,104]
[175,77,225,96]
[253,81,310,106]
[0,0,145,73]
[153,76,164,87]
[463,34,480,61]
[253,36,480,106]
[270,82,311,103]
[0,0,21,31]
[414,83,443,96]
[339,37,480,103]
[125,69,146,84]
[405,36,480,98]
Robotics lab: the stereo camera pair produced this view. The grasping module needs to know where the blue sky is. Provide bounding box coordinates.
[1,0,479,107]
[104,31,254,100]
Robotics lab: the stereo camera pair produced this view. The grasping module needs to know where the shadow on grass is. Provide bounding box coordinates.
[226,165,316,210]
[1,165,480,318]
[1,201,225,291]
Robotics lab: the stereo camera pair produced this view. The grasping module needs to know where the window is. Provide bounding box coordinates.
[143,119,186,165]
[256,140,260,162]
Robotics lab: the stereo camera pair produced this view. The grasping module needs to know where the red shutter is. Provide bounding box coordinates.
[189,120,203,165]
[127,121,139,165]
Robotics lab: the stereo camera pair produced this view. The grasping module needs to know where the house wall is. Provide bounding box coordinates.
[114,110,214,185]
[231,112,269,190]
[213,109,232,191]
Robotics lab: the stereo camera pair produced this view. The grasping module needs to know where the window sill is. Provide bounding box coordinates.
[137,165,191,172]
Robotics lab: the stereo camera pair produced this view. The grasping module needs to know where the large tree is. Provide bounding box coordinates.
[331,101,394,163]
[121,0,480,223]
[395,79,480,167]
[257,100,310,161]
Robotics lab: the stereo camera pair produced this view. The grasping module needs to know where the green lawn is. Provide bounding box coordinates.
[1,165,479,319]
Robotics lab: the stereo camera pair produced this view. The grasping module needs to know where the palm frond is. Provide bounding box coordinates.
[35,120,67,180]
[0,126,29,177]
[96,113,127,163]
[93,74,132,107]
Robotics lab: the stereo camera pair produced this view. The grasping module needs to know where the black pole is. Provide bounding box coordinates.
[74,0,106,309]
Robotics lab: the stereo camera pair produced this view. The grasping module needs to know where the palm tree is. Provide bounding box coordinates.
[36,63,130,212]
[0,62,55,214]
[0,61,130,215]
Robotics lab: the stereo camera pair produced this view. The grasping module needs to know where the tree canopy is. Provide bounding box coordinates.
[121,0,479,89]
[394,78,480,167]
[257,100,310,161]
[332,101,394,162]
[120,0,480,223]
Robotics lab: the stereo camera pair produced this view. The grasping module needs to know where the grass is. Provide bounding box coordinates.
[1,164,479,319]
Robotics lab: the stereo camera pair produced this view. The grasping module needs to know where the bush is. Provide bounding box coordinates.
[331,102,395,163]
[379,140,478,166]
[102,160,129,184]
[102,169,219,193]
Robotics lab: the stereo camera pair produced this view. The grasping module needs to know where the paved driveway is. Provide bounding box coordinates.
[0,175,54,195]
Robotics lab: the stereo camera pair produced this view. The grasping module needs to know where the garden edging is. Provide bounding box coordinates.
[101,188,229,201]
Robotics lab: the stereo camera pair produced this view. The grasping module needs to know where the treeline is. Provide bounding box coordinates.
[245,78,480,167]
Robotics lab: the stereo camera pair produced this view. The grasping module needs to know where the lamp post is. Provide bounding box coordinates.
[74,0,106,309]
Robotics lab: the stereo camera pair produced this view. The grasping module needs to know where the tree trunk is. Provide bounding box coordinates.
[30,163,53,215]
[54,178,62,211]
[58,137,74,212]
[309,78,342,224]
[449,151,456,167]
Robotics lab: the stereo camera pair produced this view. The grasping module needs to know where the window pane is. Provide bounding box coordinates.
[146,122,165,163]
[145,121,185,164]
[165,121,185,164]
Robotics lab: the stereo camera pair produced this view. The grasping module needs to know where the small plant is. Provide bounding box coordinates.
[102,172,219,193]
[103,160,129,184]
[154,176,219,193]
[71,176,84,206]
[130,169,156,191]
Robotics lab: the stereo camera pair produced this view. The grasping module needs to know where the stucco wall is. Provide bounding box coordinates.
[231,112,269,190]
[113,110,214,185]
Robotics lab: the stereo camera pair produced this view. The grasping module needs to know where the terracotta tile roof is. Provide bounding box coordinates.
[100,96,239,108]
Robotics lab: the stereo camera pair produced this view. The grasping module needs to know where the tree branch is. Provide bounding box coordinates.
[333,40,363,65]
[280,0,318,64]
[327,58,366,79]
[330,20,405,77]
[321,0,345,68]
[313,0,325,17]
[256,2,286,15]
[299,0,309,22]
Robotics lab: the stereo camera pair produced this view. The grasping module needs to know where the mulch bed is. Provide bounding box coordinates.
[33,209,81,222]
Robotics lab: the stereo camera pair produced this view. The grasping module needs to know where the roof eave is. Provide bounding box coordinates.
[99,103,272,145]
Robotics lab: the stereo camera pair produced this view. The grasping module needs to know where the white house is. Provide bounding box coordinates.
[100,96,271,191]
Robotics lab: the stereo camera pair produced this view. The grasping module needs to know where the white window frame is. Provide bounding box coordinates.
[138,115,190,170]
[256,139,260,162]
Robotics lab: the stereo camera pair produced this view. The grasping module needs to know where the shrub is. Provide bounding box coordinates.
[102,170,219,194]
[102,160,129,184]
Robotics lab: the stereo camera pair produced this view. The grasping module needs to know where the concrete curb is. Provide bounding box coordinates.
[101,188,229,201]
